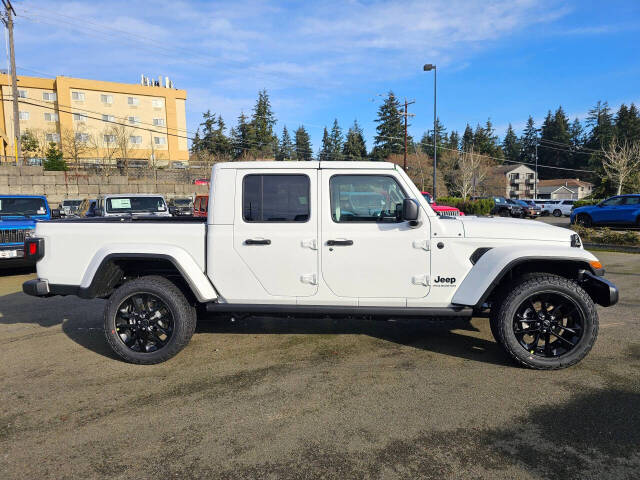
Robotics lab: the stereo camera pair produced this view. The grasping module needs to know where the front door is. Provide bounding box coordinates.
[320,171,430,299]
[233,170,318,297]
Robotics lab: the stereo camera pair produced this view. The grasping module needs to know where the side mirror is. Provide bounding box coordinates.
[401,198,419,221]
[50,209,61,219]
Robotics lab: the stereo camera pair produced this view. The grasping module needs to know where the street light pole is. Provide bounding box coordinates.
[423,64,437,198]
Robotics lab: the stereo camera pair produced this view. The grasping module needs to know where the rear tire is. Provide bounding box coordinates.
[499,208,510,217]
[104,276,197,364]
[492,273,598,370]
[553,209,562,217]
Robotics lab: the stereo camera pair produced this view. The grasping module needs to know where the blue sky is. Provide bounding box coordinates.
[10,0,640,151]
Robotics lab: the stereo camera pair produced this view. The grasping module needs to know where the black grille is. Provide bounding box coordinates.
[0,229,29,245]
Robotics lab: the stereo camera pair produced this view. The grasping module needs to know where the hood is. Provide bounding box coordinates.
[458,216,572,242]
[0,218,38,229]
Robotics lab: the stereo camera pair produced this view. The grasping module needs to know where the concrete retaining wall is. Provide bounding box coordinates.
[0,165,209,205]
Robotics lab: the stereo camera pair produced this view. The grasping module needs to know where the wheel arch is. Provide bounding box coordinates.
[80,249,218,303]
[451,248,602,309]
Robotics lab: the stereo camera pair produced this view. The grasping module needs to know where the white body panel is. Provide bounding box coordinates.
[34,161,596,311]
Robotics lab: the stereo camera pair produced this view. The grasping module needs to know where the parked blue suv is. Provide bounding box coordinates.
[0,195,57,265]
[570,194,640,227]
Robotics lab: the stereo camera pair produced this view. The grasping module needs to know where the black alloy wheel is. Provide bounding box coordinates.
[512,292,584,358]
[576,213,592,227]
[553,209,562,217]
[115,293,174,353]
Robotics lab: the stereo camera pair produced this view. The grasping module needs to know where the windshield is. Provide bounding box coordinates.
[106,196,167,213]
[0,197,47,216]
[173,199,192,206]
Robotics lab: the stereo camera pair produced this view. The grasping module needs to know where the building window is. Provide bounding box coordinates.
[75,133,90,143]
[102,114,115,122]
[18,111,29,120]
[130,135,142,145]
[18,89,28,98]
[45,133,60,142]
[127,96,139,106]
[71,91,85,101]
[45,112,59,122]
[101,94,113,104]
[103,134,116,144]
[42,92,57,102]
[128,116,140,125]
[153,118,165,127]
[152,98,163,108]
[153,136,167,145]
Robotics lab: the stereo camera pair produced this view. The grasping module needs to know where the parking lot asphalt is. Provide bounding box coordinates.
[1,251,639,480]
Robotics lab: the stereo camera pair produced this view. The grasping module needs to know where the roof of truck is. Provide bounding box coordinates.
[214,161,398,170]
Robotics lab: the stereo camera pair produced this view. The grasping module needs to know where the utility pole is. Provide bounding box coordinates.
[2,0,20,165]
[534,142,538,199]
[400,98,415,171]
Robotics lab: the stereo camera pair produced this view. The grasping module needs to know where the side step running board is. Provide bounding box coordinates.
[205,303,473,317]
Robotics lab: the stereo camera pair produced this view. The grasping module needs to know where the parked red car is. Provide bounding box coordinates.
[194,178,210,186]
[193,195,209,217]
[421,192,464,216]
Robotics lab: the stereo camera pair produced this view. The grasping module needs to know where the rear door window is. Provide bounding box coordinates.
[242,175,309,222]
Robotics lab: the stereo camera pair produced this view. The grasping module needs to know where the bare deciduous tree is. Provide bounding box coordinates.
[89,127,119,175]
[451,148,492,199]
[602,138,640,195]
[61,128,91,172]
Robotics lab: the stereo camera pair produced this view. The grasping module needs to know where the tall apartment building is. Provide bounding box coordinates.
[0,74,189,166]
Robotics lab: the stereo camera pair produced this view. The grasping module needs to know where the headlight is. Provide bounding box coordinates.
[571,233,582,248]
[24,230,34,238]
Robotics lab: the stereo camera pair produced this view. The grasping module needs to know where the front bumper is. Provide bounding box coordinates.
[0,245,25,260]
[579,271,619,307]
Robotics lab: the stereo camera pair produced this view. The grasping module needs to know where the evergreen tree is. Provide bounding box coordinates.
[342,120,367,160]
[538,107,571,177]
[569,118,584,147]
[251,89,277,155]
[447,130,460,151]
[519,116,539,164]
[230,112,253,159]
[461,124,474,151]
[585,100,615,150]
[421,117,446,157]
[191,128,202,153]
[277,126,295,161]
[329,119,343,158]
[197,111,231,158]
[615,103,640,143]
[319,127,331,161]
[472,119,501,157]
[295,125,313,161]
[43,142,66,171]
[371,91,407,160]
[502,124,521,162]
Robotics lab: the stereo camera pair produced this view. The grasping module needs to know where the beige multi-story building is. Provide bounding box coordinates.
[493,164,538,199]
[0,74,188,166]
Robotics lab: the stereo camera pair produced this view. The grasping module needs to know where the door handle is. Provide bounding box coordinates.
[245,239,271,245]
[326,239,353,246]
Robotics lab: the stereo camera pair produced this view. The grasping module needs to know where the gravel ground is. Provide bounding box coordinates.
[1,251,639,480]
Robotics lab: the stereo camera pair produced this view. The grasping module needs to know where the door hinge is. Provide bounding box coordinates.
[300,273,318,285]
[412,239,430,251]
[412,274,430,286]
[301,238,317,250]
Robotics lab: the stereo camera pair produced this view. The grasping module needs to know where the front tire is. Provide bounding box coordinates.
[104,276,197,364]
[552,209,562,217]
[491,273,598,370]
[576,213,593,227]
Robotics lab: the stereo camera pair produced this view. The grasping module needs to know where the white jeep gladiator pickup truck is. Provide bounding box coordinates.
[23,161,618,369]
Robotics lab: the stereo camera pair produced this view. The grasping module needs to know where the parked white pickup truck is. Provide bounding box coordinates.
[23,161,618,369]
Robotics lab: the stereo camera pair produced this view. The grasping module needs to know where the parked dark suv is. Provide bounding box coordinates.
[475,196,524,217]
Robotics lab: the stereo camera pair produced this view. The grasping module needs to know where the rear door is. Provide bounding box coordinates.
[618,196,640,225]
[233,169,318,297]
[320,170,430,300]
